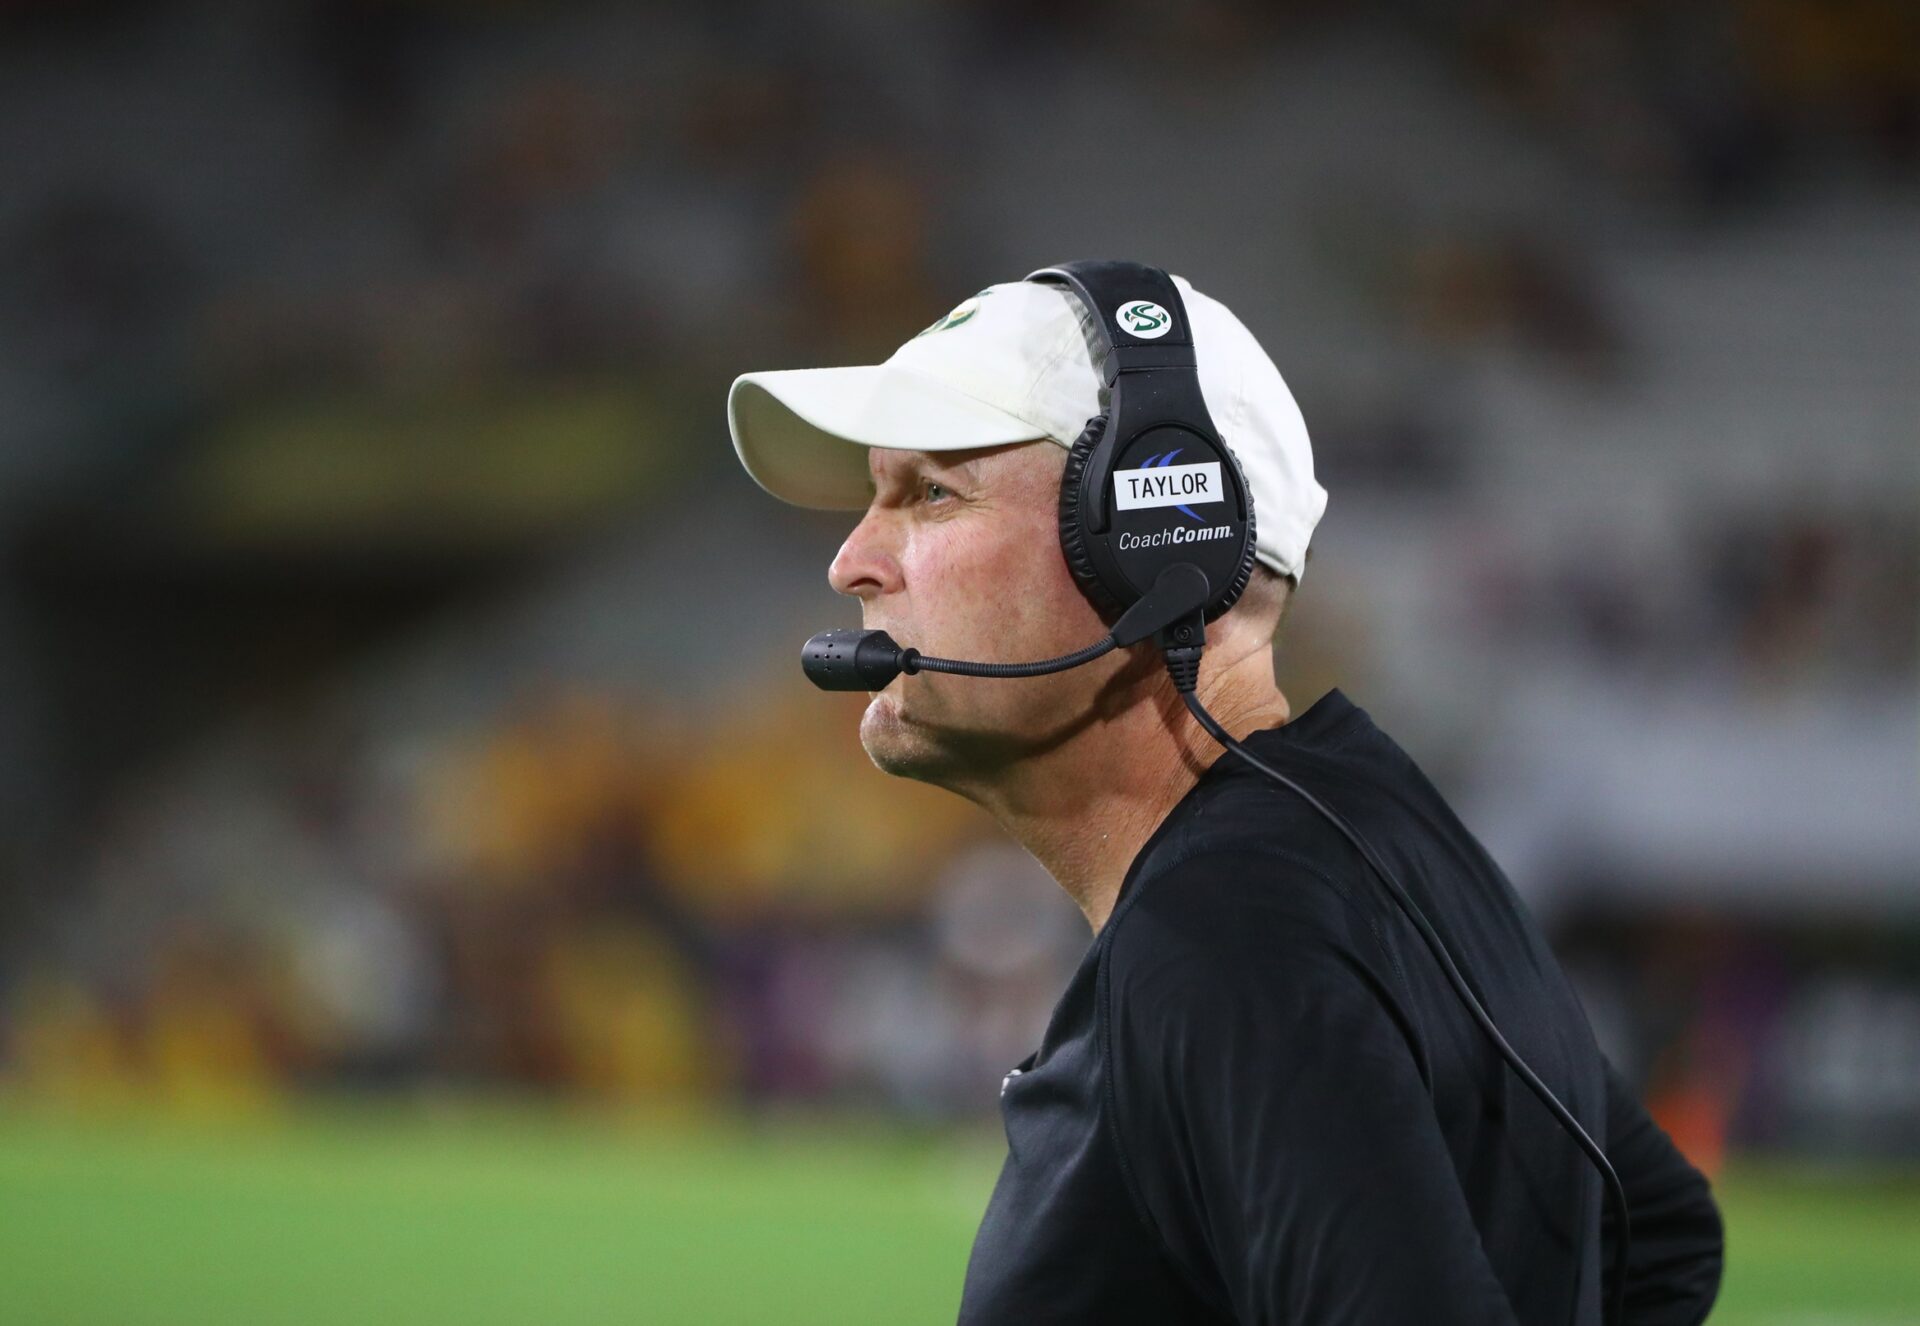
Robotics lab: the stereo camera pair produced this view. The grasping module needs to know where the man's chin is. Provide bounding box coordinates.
[857,688,1058,788]
[857,690,954,782]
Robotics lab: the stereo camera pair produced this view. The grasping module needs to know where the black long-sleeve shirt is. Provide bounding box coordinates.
[957,687,1723,1325]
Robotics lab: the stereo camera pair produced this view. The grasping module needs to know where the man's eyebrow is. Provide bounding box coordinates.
[926,452,985,483]
[868,450,987,499]
[867,452,933,498]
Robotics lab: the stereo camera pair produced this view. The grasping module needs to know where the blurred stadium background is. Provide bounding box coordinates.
[0,1,1915,1322]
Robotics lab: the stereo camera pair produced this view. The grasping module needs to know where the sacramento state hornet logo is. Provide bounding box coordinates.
[1115,299,1172,339]
[915,290,991,338]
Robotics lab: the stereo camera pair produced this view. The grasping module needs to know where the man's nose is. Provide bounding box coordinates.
[828,510,905,601]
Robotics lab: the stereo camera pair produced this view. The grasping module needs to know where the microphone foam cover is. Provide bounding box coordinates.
[802,629,907,691]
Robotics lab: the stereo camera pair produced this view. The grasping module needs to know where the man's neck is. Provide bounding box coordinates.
[966,653,1290,934]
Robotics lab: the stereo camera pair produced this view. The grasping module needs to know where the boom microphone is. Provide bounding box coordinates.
[801,563,1212,692]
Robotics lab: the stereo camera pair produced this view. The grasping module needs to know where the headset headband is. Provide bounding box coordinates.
[1025,261,1198,385]
[1020,260,1255,624]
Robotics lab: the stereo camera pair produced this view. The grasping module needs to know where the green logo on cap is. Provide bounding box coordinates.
[915,289,992,338]
[1117,300,1172,339]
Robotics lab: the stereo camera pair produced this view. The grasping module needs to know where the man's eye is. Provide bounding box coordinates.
[924,481,952,503]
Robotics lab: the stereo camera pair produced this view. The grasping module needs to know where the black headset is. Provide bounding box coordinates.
[799,260,1629,1326]
[1029,261,1260,626]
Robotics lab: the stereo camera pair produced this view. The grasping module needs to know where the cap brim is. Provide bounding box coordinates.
[728,363,1045,510]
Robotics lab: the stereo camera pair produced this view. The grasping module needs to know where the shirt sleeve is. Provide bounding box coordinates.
[1599,1058,1725,1325]
[1103,851,1525,1326]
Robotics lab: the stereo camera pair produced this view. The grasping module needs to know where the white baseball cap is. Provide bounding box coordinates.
[726,272,1327,584]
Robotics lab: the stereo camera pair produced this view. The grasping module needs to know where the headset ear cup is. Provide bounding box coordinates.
[1205,442,1259,621]
[1057,415,1129,619]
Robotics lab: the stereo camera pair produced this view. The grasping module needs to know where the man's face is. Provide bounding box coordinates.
[827,440,1144,785]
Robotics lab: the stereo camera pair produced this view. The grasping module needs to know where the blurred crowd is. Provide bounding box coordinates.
[0,1,1914,1157]
[9,674,1060,1118]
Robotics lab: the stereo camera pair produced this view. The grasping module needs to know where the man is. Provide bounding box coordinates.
[727,268,1723,1324]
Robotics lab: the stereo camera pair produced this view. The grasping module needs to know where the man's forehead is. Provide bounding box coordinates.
[866,440,1057,481]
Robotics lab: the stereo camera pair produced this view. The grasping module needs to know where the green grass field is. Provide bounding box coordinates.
[0,1101,1914,1325]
